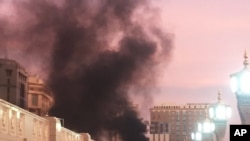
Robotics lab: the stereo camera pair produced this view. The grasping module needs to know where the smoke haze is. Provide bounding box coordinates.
[0,0,173,140]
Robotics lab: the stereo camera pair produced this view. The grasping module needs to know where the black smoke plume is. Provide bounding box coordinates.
[0,0,173,140]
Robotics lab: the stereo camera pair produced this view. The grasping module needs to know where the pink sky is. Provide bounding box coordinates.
[149,1,250,140]
[1,0,249,140]
[156,0,250,88]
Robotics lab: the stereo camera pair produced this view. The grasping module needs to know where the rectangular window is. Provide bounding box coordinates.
[29,87,35,90]
[20,83,26,108]
[164,123,169,133]
[32,95,38,106]
[182,111,186,115]
[7,79,10,101]
[6,69,12,76]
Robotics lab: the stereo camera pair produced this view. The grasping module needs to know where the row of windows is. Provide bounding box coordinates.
[173,131,188,135]
[171,126,192,131]
[5,69,27,82]
[152,110,205,115]
[170,135,189,141]
[31,94,52,107]
[153,105,209,109]
[152,115,202,121]
[150,122,195,133]
[170,124,194,131]
[154,106,180,109]
[150,122,169,134]
[150,126,192,133]
[18,72,27,82]
[151,110,206,120]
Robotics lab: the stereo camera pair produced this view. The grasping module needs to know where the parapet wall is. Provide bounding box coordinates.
[0,99,93,141]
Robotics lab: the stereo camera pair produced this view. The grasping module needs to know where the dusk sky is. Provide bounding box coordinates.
[150,0,250,140]
[152,0,250,110]
[1,0,250,140]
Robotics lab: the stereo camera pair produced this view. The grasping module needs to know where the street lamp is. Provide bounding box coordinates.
[197,119,215,134]
[191,110,215,141]
[209,91,231,141]
[191,131,202,141]
[230,50,250,124]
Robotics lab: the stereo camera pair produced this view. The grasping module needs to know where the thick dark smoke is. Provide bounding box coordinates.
[0,0,173,140]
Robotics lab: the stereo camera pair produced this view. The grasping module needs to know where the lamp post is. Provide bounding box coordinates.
[191,131,202,141]
[191,110,215,141]
[230,51,250,124]
[209,91,231,141]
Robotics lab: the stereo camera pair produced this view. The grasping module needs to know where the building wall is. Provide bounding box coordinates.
[0,58,54,116]
[149,133,170,141]
[0,99,49,141]
[150,103,212,141]
[0,58,28,109]
[0,99,93,141]
[27,75,54,116]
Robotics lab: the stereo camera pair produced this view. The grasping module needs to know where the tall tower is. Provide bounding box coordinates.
[0,58,28,109]
[230,50,250,124]
[208,91,231,141]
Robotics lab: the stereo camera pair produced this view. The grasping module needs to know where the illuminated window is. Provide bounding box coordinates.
[152,112,155,119]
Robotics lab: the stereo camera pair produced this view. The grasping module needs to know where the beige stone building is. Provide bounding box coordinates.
[0,58,28,109]
[0,98,94,141]
[0,58,94,140]
[0,58,54,116]
[27,75,54,116]
[150,103,213,141]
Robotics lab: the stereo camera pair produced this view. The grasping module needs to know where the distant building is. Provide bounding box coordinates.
[149,103,213,141]
[27,74,54,116]
[0,58,28,109]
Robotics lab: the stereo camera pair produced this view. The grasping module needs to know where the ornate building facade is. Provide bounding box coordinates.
[0,58,28,109]
[150,103,213,141]
[27,75,54,116]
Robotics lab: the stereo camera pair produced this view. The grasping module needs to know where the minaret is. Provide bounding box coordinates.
[243,49,249,68]
[209,91,231,141]
[237,50,250,124]
[214,91,226,141]
[218,90,221,103]
[230,50,250,124]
